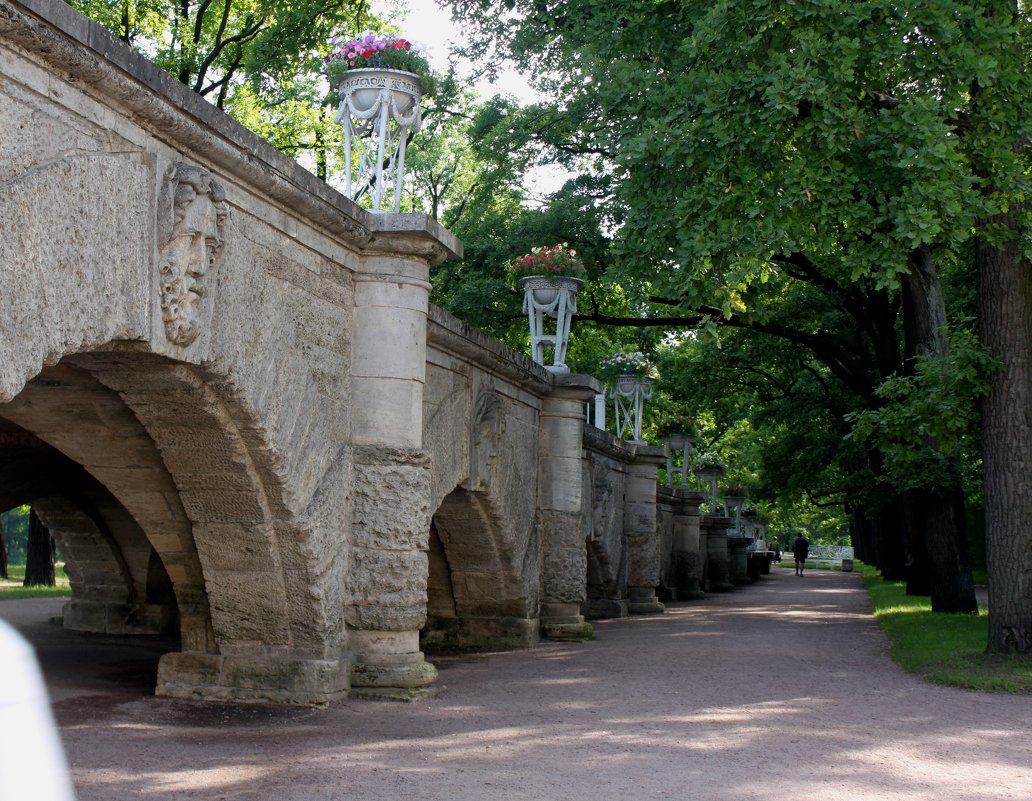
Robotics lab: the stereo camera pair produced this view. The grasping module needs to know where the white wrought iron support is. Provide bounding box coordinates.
[610,375,653,444]
[663,434,695,487]
[519,276,581,373]
[724,495,746,533]
[335,69,422,213]
[695,468,723,514]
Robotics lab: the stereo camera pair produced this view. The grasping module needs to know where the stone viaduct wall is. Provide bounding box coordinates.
[0,0,762,705]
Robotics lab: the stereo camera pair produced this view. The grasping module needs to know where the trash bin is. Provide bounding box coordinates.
[841,558,854,572]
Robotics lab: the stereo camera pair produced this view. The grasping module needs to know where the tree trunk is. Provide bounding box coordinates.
[0,514,8,579]
[874,500,908,581]
[978,228,1032,652]
[898,248,977,611]
[23,509,55,587]
[902,489,931,597]
[850,508,874,565]
[925,483,977,613]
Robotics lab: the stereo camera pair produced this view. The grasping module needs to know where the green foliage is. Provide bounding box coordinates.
[860,561,1032,693]
[324,33,434,93]
[441,0,1032,561]
[453,0,1030,298]
[68,0,379,179]
[849,325,1000,491]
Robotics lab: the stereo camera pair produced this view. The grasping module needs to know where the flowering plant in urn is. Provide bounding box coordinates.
[600,351,658,380]
[692,451,726,473]
[325,33,432,87]
[656,413,699,439]
[507,244,584,284]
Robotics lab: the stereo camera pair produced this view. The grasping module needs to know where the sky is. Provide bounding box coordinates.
[370,0,574,200]
[370,0,539,100]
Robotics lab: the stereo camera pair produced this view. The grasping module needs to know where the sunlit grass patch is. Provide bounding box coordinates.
[0,563,71,599]
[859,561,1032,694]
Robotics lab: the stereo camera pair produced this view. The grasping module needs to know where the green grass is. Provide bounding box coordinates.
[859,561,1032,694]
[0,564,71,600]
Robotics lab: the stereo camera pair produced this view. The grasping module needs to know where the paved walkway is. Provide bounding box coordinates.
[2,569,1030,800]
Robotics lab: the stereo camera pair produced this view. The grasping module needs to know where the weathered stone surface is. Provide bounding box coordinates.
[0,0,752,706]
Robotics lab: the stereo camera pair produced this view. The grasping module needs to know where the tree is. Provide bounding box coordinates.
[445,0,1032,618]
[69,0,379,178]
[969,0,1032,651]
[23,509,55,588]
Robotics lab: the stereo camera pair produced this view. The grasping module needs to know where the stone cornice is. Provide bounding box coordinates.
[0,0,460,261]
[426,305,553,395]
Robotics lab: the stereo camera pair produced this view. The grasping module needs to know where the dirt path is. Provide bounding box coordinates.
[2,569,1030,800]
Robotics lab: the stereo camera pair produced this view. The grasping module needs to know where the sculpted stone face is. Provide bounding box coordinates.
[158,167,227,346]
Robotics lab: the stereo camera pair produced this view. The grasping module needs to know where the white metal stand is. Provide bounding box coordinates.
[519,276,581,373]
[663,433,695,487]
[724,495,746,533]
[695,467,724,514]
[610,375,653,443]
[335,68,422,212]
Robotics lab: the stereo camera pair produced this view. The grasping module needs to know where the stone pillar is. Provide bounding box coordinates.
[538,375,599,640]
[672,489,706,600]
[625,445,667,614]
[729,537,752,585]
[346,218,461,699]
[701,515,734,592]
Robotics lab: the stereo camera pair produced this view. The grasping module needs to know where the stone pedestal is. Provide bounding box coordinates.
[538,376,600,640]
[729,538,752,585]
[627,586,665,614]
[540,602,595,641]
[670,489,706,600]
[625,445,667,614]
[584,598,628,619]
[348,630,440,700]
[157,651,350,704]
[702,515,734,592]
[345,229,457,698]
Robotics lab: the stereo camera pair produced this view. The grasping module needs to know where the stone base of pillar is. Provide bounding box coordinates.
[704,522,734,592]
[583,598,628,619]
[626,587,665,614]
[673,550,705,600]
[677,581,705,600]
[540,602,595,641]
[421,616,539,649]
[156,651,349,705]
[655,584,677,602]
[62,599,178,635]
[348,629,440,700]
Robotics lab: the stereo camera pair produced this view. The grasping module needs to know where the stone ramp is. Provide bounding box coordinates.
[4,571,1031,800]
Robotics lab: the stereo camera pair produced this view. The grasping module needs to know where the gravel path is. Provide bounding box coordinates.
[2,569,1030,801]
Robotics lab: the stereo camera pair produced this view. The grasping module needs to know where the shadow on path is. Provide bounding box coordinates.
[2,571,1029,801]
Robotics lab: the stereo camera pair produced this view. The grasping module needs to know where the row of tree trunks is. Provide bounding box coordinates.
[900,248,977,613]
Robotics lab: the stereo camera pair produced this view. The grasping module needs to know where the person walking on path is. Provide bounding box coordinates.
[793,533,809,576]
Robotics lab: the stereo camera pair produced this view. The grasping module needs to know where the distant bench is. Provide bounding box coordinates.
[802,545,854,571]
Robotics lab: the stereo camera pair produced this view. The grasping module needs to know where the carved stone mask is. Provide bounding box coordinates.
[158,165,227,346]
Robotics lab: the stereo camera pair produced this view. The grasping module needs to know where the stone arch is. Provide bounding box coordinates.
[0,350,347,702]
[0,420,177,633]
[424,486,539,649]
